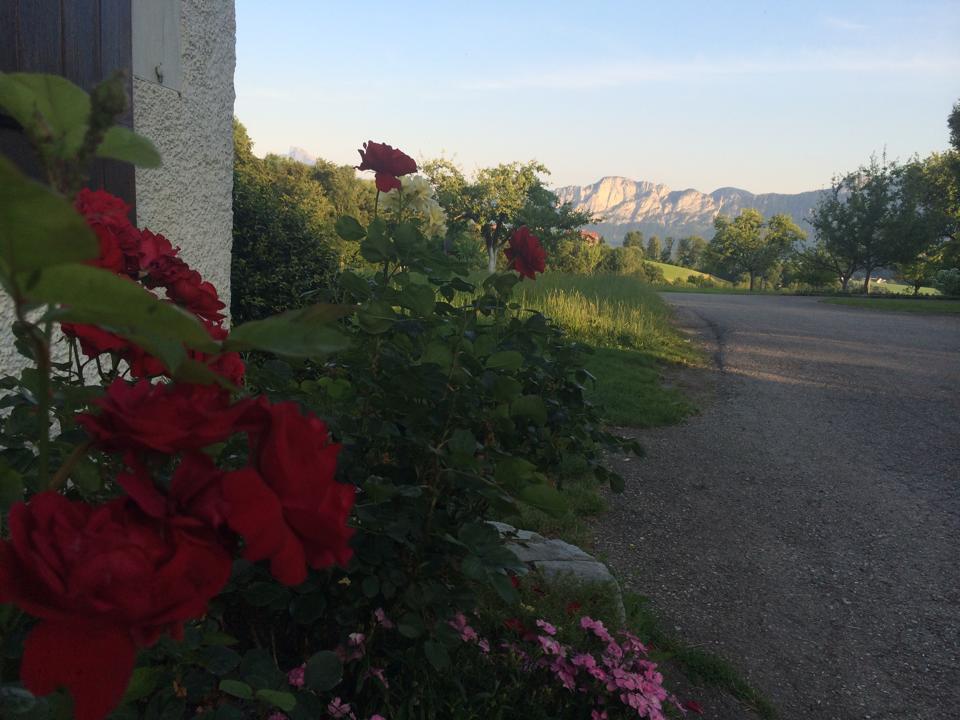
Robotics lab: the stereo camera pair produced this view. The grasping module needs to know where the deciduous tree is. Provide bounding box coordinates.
[706,209,804,291]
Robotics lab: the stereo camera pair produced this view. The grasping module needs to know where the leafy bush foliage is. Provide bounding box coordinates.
[934,267,960,295]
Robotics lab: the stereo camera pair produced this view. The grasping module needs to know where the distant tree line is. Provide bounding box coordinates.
[801,101,960,295]
[232,98,960,306]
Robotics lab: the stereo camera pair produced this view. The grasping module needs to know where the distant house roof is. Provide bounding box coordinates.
[580,230,602,245]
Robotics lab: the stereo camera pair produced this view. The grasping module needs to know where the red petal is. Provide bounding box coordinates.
[21,620,136,720]
[374,172,402,193]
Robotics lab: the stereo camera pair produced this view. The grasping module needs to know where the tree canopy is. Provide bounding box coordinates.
[705,209,805,290]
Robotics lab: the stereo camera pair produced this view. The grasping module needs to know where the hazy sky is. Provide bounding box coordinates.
[235,0,960,194]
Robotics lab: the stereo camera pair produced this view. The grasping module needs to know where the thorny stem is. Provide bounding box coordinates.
[49,440,92,490]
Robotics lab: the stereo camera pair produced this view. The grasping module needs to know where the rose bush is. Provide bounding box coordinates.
[0,73,357,720]
[0,73,656,720]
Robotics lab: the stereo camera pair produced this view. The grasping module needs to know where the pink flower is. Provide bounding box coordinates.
[449,612,479,643]
[535,619,557,636]
[267,714,287,720]
[373,607,394,629]
[591,711,608,720]
[478,638,490,654]
[579,616,613,643]
[364,666,389,688]
[368,716,387,720]
[287,663,305,688]
[549,657,577,691]
[327,697,355,719]
[537,635,563,656]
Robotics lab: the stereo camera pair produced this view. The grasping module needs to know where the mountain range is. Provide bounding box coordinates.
[554,176,825,245]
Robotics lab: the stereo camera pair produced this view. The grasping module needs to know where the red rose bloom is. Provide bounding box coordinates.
[79,379,252,455]
[0,492,232,720]
[74,189,141,276]
[356,140,417,193]
[504,225,546,280]
[137,228,179,270]
[238,399,354,585]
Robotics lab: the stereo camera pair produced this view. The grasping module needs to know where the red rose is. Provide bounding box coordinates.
[239,400,354,584]
[356,140,417,193]
[503,617,526,633]
[138,228,180,270]
[62,323,131,357]
[74,189,141,276]
[79,379,252,455]
[504,225,546,280]
[0,492,231,720]
[167,270,226,323]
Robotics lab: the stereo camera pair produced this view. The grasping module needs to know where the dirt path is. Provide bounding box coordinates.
[593,294,960,720]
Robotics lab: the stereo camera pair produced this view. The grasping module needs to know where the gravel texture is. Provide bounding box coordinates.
[593,294,960,720]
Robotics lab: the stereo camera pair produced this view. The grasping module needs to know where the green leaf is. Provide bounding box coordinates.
[517,483,566,517]
[304,651,342,692]
[0,157,99,274]
[356,300,395,335]
[255,690,296,713]
[0,461,24,510]
[96,126,161,167]
[489,571,520,604]
[393,221,421,254]
[448,428,476,456]
[121,667,161,704]
[492,375,522,401]
[397,612,425,639]
[69,456,101,495]
[359,231,394,263]
[289,592,326,625]
[511,395,547,426]
[485,350,523,371]
[361,575,380,598]
[495,457,537,490]
[423,640,450,671]
[200,646,241,676]
[218,680,253,701]
[0,73,90,156]
[337,270,370,300]
[25,264,218,359]
[334,216,366,241]
[225,304,352,358]
[398,283,436,317]
[420,340,453,370]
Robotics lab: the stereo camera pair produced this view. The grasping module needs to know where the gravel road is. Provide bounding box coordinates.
[593,294,960,720]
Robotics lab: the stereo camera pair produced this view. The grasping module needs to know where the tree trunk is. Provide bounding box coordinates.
[863,268,872,294]
[914,280,921,297]
[749,272,756,292]
[487,243,497,274]
[841,275,850,292]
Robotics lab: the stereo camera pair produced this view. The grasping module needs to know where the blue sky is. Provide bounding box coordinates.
[235,1,960,194]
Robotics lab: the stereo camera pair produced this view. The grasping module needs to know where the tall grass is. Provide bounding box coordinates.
[511,273,700,427]
[515,273,698,364]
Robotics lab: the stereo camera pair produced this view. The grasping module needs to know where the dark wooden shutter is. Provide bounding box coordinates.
[0,0,135,210]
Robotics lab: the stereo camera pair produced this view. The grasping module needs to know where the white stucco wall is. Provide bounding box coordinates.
[133,0,236,317]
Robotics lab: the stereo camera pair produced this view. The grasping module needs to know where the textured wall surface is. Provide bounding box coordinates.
[133,0,236,316]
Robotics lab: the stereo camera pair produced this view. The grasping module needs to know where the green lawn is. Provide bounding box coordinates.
[822,297,960,313]
[515,272,701,426]
[646,260,729,285]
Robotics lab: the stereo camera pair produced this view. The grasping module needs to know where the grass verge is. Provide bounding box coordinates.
[626,593,778,719]
[515,272,702,427]
[511,272,775,717]
[821,297,960,313]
